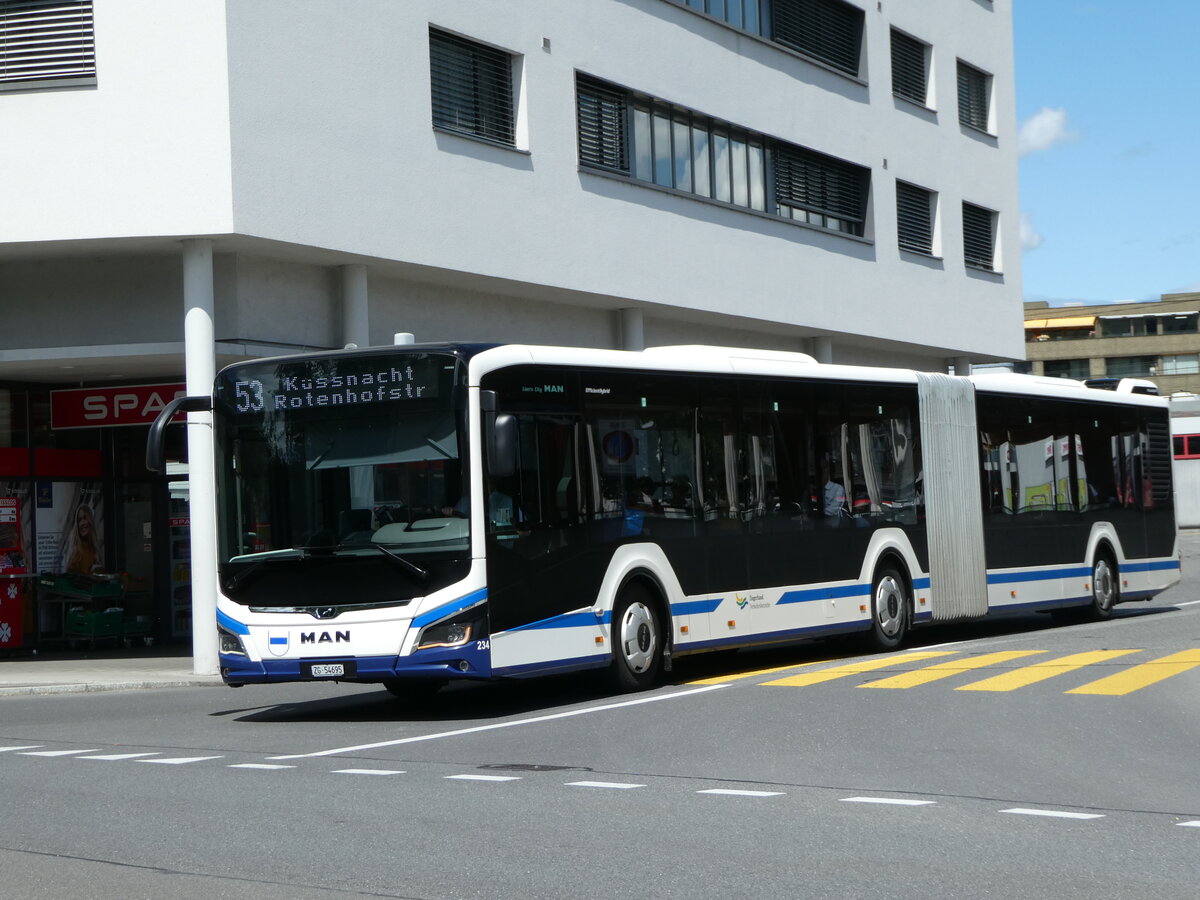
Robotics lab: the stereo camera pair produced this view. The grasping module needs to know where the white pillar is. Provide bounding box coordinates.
[183,239,219,676]
[953,356,972,376]
[811,336,833,364]
[620,308,644,352]
[341,264,369,348]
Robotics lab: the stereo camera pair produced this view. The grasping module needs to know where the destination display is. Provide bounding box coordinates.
[216,353,451,416]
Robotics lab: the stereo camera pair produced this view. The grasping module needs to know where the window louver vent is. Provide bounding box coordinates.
[0,0,95,88]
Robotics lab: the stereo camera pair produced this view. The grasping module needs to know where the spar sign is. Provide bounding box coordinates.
[51,384,187,430]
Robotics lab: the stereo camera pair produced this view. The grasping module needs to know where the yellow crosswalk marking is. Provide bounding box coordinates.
[761,651,957,687]
[858,650,1046,689]
[956,649,1142,692]
[1066,650,1200,696]
[687,659,827,686]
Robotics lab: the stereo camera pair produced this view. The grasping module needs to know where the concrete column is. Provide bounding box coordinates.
[953,356,972,376]
[341,264,369,348]
[182,239,219,676]
[811,336,833,364]
[620,308,644,352]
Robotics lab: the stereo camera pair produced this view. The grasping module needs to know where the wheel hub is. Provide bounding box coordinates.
[620,602,657,673]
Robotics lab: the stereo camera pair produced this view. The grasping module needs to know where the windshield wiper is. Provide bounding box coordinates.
[224,544,428,592]
[355,543,429,581]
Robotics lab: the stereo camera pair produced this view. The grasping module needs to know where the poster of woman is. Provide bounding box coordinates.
[35,482,105,576]
[62,501,103,575]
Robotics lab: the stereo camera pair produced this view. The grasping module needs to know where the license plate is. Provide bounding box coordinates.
[302,660,357,679]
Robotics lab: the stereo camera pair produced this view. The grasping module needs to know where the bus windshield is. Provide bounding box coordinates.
[213,351,470,608]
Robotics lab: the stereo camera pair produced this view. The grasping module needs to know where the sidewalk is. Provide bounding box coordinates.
[0,647,223,697]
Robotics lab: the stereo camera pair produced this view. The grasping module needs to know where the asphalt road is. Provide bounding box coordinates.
[3,536,1200,899]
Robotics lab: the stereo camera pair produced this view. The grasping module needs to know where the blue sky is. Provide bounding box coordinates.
[1013,2,1200,307]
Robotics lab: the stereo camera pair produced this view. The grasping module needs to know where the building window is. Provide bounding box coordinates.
[890,29,928,106]
[1105,355,1157,378]
[772,0,865,76]
[956,60,991,132]
[678,0,768,36]
[1161,354,1200,375]
[670,0,864,76]
[774,144,867,233]
[0,0,96,91]
[429,28,515,146]
[577,74,868,235]
[1174,434,1200,460]
[896,181,934,254]
[962,202,996,270]
[1043,359,1090,380]
[1161,313,1199,334]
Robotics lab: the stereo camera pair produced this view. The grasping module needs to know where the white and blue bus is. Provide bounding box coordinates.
[148,342,1180,695]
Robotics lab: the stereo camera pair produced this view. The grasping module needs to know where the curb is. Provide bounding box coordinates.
[0,678,225,698]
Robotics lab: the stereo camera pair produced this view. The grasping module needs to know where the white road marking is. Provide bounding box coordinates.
[228,763,296,770]
[1001,808,1104,820]
[333,769,406,776]
[140,756,224,765]
[78,752,162,761]
[267,685,727,760]
[1174,599,1200,608]
[698,789,785,797]
[1177,820,1200,827]
[840,796,936,806]
[567,781,646,790]
[445,774,521,782]
[20,749,101,757]
[0,745,43,752]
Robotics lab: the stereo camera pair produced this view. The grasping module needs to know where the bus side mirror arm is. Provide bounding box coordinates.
[481,390,516,479]
[146,395,213,475]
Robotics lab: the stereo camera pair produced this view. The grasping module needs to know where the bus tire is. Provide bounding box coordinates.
[382,679,444,702]
[610,583,663,692]
[1088,553,1118,621]
[868,565,909,651]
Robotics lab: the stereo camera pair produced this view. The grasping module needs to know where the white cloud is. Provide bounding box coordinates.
[1018,107,1076,157]
[1020,211,1043,251]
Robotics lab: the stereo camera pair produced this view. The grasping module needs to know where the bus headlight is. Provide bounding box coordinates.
[416,610,485,650]
[219,626,247,656]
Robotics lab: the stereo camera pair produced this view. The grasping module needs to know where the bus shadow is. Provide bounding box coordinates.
[218,604,1183,724]
[220,671,627,725]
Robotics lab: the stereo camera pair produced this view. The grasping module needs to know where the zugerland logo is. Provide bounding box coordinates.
[299,631,350,644]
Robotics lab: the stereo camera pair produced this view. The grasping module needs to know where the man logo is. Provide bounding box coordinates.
[268,632,290,657]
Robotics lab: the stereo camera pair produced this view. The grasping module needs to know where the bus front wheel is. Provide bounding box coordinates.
[868,565,909,651]
[1089,555,1118,620]
[610,584,663,692]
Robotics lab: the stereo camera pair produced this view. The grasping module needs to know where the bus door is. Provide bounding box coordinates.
[484,415,601,633]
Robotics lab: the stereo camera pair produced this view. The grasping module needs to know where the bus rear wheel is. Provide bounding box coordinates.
[1089,555,1118,621]
[609,584,663,692]
[868,565,909,651]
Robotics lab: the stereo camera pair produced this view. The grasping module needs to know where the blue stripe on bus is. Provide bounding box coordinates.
[987,567,1089,585]
[1123,559,1180,573]
[672,598,723,616]
[777,584,870,605]
[506,610,608,632]
[492,654,611,678]
[217,608,250,635]
[411,588,488,629]
[987,558,1179,585]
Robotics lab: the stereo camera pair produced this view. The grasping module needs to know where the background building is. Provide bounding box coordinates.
[1024,294,1200,395]
[0,0,1022,651]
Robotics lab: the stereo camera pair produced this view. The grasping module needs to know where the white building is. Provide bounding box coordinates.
[0,0,1022,653]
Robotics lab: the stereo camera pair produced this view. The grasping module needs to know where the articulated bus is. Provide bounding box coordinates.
[148,343,1180,696]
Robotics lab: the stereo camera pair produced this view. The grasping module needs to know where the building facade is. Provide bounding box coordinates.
[0,0,1022,653]
[1024,294,1200,395]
